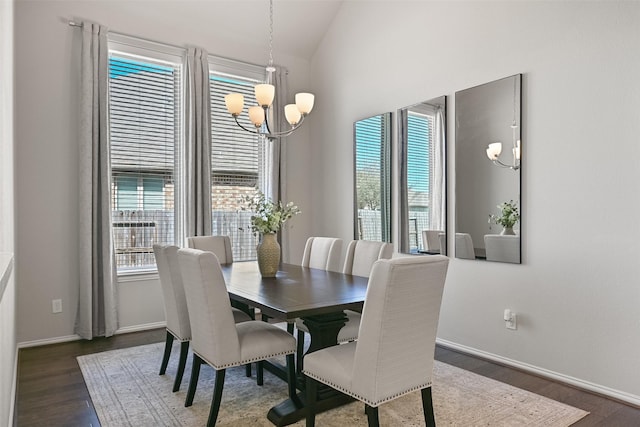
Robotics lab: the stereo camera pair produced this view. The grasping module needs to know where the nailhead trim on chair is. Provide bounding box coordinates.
[167,327,191,342]
[195,349,296,370]
[303,370,432,407]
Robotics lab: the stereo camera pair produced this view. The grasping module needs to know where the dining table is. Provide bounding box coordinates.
[220,261,369,426]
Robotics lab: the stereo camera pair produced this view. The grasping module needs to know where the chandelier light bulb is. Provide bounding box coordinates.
[284,104,302,125]
[248,106,265,128]
[255,84,275,108]
[225,93,244,116]
[486,142,503,160]
[295,93,315,115]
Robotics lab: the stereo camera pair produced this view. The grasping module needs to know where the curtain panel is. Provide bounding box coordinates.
[76,21,118,339]
[185,47,212,238]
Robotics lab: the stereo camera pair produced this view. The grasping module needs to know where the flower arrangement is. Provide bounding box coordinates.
[241,191,301,235]
[489,200,520,228]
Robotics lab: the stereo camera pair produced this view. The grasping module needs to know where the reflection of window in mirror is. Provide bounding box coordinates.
[398,97,447,255]
[353,113,392,242]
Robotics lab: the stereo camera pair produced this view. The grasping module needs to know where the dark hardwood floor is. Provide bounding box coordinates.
[15,328,640,426]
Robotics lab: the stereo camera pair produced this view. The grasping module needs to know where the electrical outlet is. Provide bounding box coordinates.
[506,313,517,330]
[52,299,62,314]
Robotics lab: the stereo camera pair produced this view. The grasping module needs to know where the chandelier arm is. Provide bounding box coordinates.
[492,158,520,171]
[263,106,272,135]
[232,115,263,135]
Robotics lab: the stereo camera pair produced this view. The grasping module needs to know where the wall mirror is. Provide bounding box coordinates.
[455,74,522,263]
[353,112,392,242]
[398,96,447,255]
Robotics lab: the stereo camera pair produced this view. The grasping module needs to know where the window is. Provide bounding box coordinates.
[353,113,392,242]
[108,39,183,273]
[209,59,267,261]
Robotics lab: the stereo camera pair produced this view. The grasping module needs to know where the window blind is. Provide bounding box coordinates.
[354,113,391,242]
[109,53,181,273]
[209,72,263,261]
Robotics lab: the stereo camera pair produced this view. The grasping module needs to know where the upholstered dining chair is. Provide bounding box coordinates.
[304,255,449,427]
[422,230,444,253]
[295,237,343,372]
[177,248,298,427]
[484,234,520,263]
[455,232,476,260]
[154,244,253,392]
[187,235,255,321]
[153,244,193,392]
[301,236,343,272]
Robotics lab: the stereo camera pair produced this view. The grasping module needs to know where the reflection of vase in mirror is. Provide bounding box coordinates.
[398,96,447,255]
[455,74,522,264]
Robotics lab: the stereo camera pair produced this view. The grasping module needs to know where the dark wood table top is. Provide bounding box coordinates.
[220,261,369,321]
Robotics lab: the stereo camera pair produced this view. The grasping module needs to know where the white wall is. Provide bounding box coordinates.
[310,1,640,403]
[0,0,16,424]
[14,0,313,342]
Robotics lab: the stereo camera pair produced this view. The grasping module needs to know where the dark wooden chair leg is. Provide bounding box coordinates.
[245,363,252,377]
[365,404,379,427]
[262,313,269,322]
[257,360,264,386]
[422,387,436,427]
[296,330,305,374]
[305,375,318,427]
[287,322,294,334]
[159,330,174,375]
[172,340,190,392]
[206,368,226,427]
[185,353,202,407]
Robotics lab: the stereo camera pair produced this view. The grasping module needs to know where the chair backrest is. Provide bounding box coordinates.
[177,248,241,367]
[484,234,520,263]
[301,237,343,272]
[422,230,444,252]
[186,235,233,264]
[455,232,475,259]
[343,240,393,277]
[352,255,449,405]
[438,232,447,255]
[153,244,191,340]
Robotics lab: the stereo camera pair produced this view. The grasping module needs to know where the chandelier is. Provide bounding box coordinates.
[486,76,521,170]
[224,0,314,138]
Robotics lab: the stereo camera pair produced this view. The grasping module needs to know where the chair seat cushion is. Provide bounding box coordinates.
[296,310,361,343]
[237,321,296,364]
[303,341,356,394]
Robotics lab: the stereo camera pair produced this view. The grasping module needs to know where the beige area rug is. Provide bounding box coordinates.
[78,342,589,426]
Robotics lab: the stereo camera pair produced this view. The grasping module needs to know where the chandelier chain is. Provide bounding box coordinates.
[267,0,274,70]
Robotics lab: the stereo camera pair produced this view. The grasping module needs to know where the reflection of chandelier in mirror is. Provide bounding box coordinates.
[486,77,520,170]
[224,0,314,138]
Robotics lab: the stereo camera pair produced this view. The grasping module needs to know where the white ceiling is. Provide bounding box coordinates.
[162,0,344,60]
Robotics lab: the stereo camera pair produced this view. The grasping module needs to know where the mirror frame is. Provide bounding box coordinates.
[454,74,522,263]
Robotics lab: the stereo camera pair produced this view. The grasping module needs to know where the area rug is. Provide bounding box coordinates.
[77,342,589,426]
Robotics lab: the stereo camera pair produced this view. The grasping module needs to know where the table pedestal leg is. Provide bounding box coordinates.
[266,311,353,426]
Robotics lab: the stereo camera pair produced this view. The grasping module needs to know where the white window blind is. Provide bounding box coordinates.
[209,70,264,261]
[109,50,182,273]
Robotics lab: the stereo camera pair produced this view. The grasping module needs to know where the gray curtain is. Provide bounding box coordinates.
[263,67,289,258]
[430,107,446,232]
[76,22,118,339]
[398,108,410,253]
[185,47,212,238]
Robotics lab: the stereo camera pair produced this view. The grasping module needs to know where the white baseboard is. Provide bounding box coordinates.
[18,334,82,348]
[17,322,166,348]
[115,321,166,335]
[436,338,640,408]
